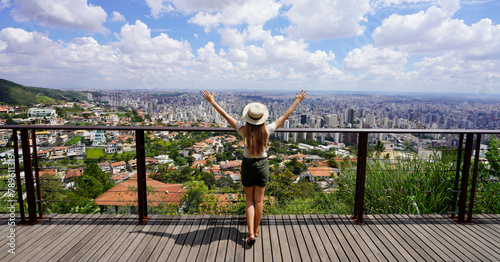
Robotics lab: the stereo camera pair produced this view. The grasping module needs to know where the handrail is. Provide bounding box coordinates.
[1,124,497,224]
[1,124,500,134]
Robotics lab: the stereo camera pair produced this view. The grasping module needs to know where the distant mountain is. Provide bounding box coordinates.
[0,79,89,106]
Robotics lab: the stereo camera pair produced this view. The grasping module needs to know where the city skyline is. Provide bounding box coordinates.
[0,0,499,94]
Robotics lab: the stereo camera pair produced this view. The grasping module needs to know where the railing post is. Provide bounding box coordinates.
[31,129,44,219]
[450,133,464,219]
[353,132,368,224]
[20,129,38,224]
[467,133,482,223]
[136,129,149,224]
[12,129,26,224]
[457,133,473,223]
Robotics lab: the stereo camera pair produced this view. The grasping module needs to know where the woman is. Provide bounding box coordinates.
[202,89,307,245]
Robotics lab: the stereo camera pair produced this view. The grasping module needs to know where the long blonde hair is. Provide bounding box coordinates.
[241,123,268,157]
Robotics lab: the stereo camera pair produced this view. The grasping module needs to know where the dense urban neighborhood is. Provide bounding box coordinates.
[1,89,499,215]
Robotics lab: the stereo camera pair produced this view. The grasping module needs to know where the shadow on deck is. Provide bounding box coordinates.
[1,214,499,261]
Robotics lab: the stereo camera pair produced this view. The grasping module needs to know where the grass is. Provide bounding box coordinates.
[86,148,105,159]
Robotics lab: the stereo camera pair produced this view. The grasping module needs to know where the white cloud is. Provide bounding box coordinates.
[111,11,125,22]
[0,0,11,11]
[373,0,500,63]
[370,0,433,11]
[113,20,193,66]
[283,0,370,40]
[0,27,55,56]
[144,0,174,18]
[10,0,108,33]
[343,44,408,75]
[194,42,233,72]
[218,25,339,76]
[188,0,281,31]
[415,52,500,81]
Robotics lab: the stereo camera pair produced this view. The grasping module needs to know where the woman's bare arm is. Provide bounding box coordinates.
[203,90,238,129]
[274,90,307,129]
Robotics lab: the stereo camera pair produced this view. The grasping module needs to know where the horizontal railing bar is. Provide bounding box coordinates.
[1,124,500,134]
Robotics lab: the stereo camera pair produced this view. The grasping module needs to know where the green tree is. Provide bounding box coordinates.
[75,163,114,199]
[181,181,208,213]
[486,136,500,175]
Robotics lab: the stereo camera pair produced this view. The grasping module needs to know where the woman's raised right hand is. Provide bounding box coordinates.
[295,90,307,102]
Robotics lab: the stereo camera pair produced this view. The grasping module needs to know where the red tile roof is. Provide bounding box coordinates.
[95,179,186,207]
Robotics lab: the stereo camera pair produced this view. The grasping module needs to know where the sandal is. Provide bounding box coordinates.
[255,229,259,237]
[247,234,256,245]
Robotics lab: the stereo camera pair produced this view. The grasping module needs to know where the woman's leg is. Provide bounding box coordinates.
[253,186,266,234]
[244,186,256,236]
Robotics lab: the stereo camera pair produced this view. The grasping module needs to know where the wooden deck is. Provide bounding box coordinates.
[1,214,499,261]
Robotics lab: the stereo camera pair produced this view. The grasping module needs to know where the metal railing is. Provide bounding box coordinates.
[1,124,499,225]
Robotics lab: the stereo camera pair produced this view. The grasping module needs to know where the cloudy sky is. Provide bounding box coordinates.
[0,0,499,94]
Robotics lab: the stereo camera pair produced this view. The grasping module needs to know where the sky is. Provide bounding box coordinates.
[0,0,499,95]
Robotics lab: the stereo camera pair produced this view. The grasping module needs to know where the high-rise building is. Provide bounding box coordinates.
[301,115,308,125]
[344,109,354,124]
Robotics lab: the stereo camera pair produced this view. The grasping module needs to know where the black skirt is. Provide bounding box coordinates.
[240,157,269,187]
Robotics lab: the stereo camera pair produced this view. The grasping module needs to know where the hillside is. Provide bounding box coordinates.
[0,79,91,106]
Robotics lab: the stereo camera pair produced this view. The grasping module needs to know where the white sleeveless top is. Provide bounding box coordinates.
[235,122,277,158]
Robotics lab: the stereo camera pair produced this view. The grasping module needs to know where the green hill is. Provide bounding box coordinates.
[0,79,90,106]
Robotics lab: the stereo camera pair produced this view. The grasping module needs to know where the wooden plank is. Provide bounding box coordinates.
[368,215,416,262]
[274,215,292,261]
[317,215,348,262]
[224,215,239,262]
[254,215,263,262]
[364,215,407,262]
[186,215,211,262]
[159,214,192,261]
[380,214,438,261]
[215,215,231,262]
[44,214,113,262]
[0,213,60,261]
[423,214,496,261]
[117,215,162,261]
[135,215,174,261]
[195,216,217,262]
[260,215,273,262]
[376,214,432,261]
[475,214,500,234]
[85,215,138,262]
[339,215,381,261]
[303,215,331,261]
[58,215,122,261]
[69,215,133,262]
[402,214,460,262]
[304,215,337,262]
[244,215,253,262]
[205,215,224,262]
[331,214,367,262]
[126,216,167,261]
[355,215,396,262]
[444,216,500,257]
[418,214,486,261]
[14,214,85,262]
[288,215,311,261]
[341,215,387,262]
[282,215,301,261]
[147,215,181,262]
[322,215,359,262]
[234,215,246,262]
[297,215,321,261]
[37,214,103,262]
[102,214,150,262]
[267,215,282,262]
[170,215,202,261]
[428,214,500,259]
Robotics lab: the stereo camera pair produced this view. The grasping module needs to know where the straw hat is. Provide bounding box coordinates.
[242,102,269,125]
